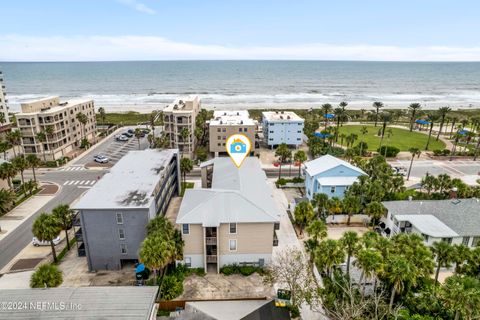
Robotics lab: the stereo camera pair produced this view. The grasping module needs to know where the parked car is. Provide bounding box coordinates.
[94,155,109,163]
[393,166,407,176]
[32,236,61,247]
[123,131,133,138]
[115,134,128,142]
[127,129,134,134]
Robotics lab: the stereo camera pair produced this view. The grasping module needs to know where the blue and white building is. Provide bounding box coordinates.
[262,111,304,148]
[304,155,366,200]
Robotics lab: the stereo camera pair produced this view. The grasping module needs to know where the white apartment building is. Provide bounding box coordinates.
[163,96,200,159]
[262,111,304,148]
[0,71,11,134]
[208,110,257,156]
[16,96,96,161]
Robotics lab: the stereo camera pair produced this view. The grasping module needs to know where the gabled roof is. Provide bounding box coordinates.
[383,198,480,237]
[176,157,280,226]
[304,154,366,177]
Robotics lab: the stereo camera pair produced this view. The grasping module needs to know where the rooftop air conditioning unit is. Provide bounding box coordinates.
[224,112,227,116]
[240,120,243,124]
[237,112,239,115]
[287,116,291,119]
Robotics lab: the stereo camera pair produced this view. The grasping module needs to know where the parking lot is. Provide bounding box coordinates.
[73,126,152,168]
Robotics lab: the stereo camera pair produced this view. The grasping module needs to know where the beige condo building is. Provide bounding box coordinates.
[0,71,11,134]
[16,96,96,161]
[208,110,256,156]
[163,96,200,159]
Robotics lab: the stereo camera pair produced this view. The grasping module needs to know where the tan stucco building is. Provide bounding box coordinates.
[208,110,256,156]
[176,157,280,273]
[16,96,96,161]
[0,71,11,135]
[163,96,200,159]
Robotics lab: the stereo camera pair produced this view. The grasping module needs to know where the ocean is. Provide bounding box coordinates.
[1,61,480,112]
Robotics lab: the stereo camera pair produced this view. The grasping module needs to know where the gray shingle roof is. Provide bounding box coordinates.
[0,286,158,319]
[383,198,480,237]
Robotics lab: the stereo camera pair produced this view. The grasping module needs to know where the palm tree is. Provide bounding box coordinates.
[149,111,157,143]
[134,128,142,150]
[407,147,421,181]
[179,157,193,186]
[436,106,451,140]
[326,197,343,221]
[293,150,307,177]
[342,195,362,225]
[449,116,458,139]
[32,213,61,263]
[333,107,344,141]
[321,103,333,129]
[179,127,190,155]
[6,129,22,157]
[275,143,291,179]
[294,201,314,234]
[312,193,329,220]
[356,248,383,295]
[35,131,47,162]
[0,189,16,215]
[12,155,28,194]
[75,112,88,140]
[0,162,17,189]
[52,204,74,250]
[378,112,392,150]
[30,264,63,288]
[408,103,422,132]
[139,233,175,282]
[359,126,368,156]
[97,107,106,126]
[387,256,413,312]
[435,173,452,194]
[473,133,480,161]
[365,201,386,225]
[26,154,41,182]
[315,239,345,277]
[372,101,384,127]
[425,113,439,150]
[306,219,327,243]
[451,244,471,274]
[431,240,454,285]
[441,275,480,320]
[44,125,55,160]
[0,140,10,160]
[340,231,360,276]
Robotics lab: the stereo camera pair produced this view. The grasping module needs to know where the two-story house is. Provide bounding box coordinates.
[176,157,280,273]
[304,154,366,200]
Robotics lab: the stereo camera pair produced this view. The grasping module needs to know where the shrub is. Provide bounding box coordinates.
[286,304,300,318]
[328,147,345,157]
[160,274,183,300]
[239,266,256,276]
[195,147,208,162]
[433,149,443,156]
[45,161,58,168]
[80,138,90,149]
[276,178,288,187]
[353,142,368,156]
[291,177,304,183]
[377,146,400,157]
[220,264,265,276]
[442,149,451,156]
[30,264,63,288]
[220,265,237,275]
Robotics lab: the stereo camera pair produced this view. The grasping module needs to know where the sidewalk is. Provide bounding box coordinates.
[0,188,57,242]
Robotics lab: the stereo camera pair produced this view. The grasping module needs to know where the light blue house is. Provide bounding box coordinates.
[304,154,366,200]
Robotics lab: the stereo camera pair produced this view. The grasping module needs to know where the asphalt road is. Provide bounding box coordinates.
[388,159,480,180]
[0,130,150,271]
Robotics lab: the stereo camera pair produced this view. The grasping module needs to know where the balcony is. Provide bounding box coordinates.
[75,228,83,242]
[206,255,217,263]
[205,237,217,245]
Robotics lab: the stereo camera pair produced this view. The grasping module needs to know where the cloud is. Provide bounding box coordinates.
[1,34,480,61]
[116,0,155,15]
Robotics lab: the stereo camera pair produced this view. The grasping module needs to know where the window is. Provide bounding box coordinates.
[185,257,191,267]
[118,229,125,240]
[239,128,243,132]
[472,237,480,247]
[462,237,470,246]
[217,143,221,146]
[217,128,221,132]
[442,237,452,244]
[222,128,226,132]
[244,128,248,132]
[297,130,302,133]
[330,186,336,193]
[120,244,127,254]
[229,223,237,234]
[182,224,189,235]
[229,239,237,251]
[116,212,123,224]
[217,136,221,140]
[269,131,274,133]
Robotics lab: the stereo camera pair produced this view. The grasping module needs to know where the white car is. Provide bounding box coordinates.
[94,155,110,163]
[115,134,128,142]
[32,236,61,247]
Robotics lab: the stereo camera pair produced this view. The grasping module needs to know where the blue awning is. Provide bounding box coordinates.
[135,263,145,273]
[323,113,335,119]
[314,132,332,139]
[415,119,430,125]
[458,129,469,135]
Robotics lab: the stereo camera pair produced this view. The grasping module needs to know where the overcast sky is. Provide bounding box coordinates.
[2,0,480,61]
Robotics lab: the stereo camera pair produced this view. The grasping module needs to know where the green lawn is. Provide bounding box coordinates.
[96,111,163,126]
[337,125,446,151]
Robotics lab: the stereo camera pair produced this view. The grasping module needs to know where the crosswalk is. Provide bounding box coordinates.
[63,180,97,186]
[58,166,86,171]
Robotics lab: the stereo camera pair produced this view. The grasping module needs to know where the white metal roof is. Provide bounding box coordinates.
[304,154,366,177]
[186,300,271,320]
[262,111,304,122]
[209,110,255,126]
[176,157,280,226]
[0,286,158,320]
[73,149,178,210]
[394,214,459,237]
[317,176,359,186]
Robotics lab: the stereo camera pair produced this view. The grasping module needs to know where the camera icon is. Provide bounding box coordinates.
[230,141,247,153]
